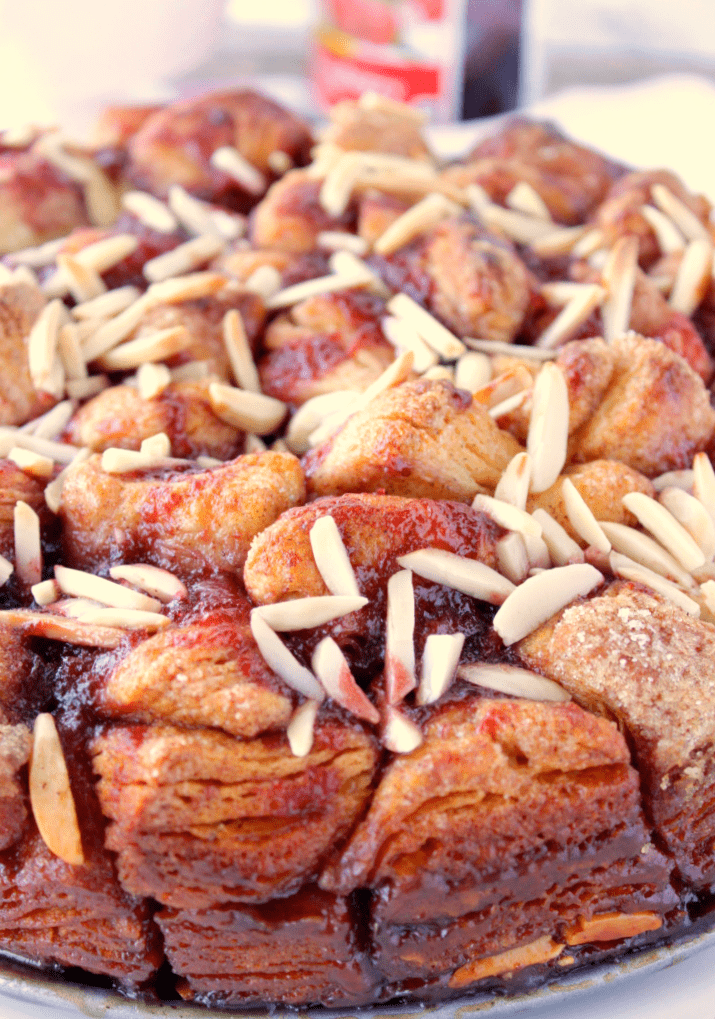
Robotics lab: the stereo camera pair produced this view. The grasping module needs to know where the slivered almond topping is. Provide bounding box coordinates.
[622,491,706,572]
[249,611,324,700]
[454,351,491,392]
[141,432,171,458]
[382,315,438,373]
[463,337,556,361]
[29,713,84,866]
[0,609,125,647]
[267,149,293,174]
[222,309,261,393]
[417,632,465,705]
[31,579,59,606]
[358,90,428,122]
[97,325,192,370]
[529,225,587,257]
[143,234,225,284]
[28,299,65,399]
[561,479,611,554]
[387,292,466,359]
[53,598,104,618]
[20,401,75,439]
[699,580,715,617]
[495,452,532,510]
[449,936,564,988]
[458,662,570,701]
[312,637,380,724]
[46,236,141,300]
[0,429,79,464]
[599,521,696,590]
[385,569,416,704]
[136,362,172,400]
[693,452,715,523]
[243,435,266,455]
[122,190,178,233]
[44,446,91,513]
[473,493,542,538]
[640,204,687,253]
[524,533,552,570]
[653,469,694,493]
[601,235,639,343]
[651,184,710,242]
[0,555,13,586]
[421,364,455,382]
[317,231,368,255]
[659,487,715,560]
[373,192,460,256]
[471,200,555,244]
[170,360,213,383]
[76,608,170,630]
[56,253,106,303]
[14,501,42,586]
[54,565,162,612]
[309,516,361,598]
[287,390,358,454]
[196,455,223,467]
[58,325,88,380]
[494,563,603,645]
[527,362,569,493]
[208,382,286,435]
[211,146,267,195]
[536,284,605,349]
[287,699,320,758]
[488,389,531,419]
[571,227,606,258]
[99,447,185,474]
[497,533,530,583]
[6,236,66,268]
[244,264,282,300]
[66,376,109,399]
[397,549,515,604]
[669,238,713,315]
[144,271,227,308]
[254,595,367,632]
[505,181,551,220]
[609,552,700,615]
[564,911,662,947]
[266,268,373,310]
[8,447,53,479]
[83,172,121,228]
[167,185,245,240]
[81,293,153,361]
[541,281,605,307]
[321,151,438,217]
[382,706,423,754]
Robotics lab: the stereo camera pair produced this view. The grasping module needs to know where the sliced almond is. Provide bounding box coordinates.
[0,609,125,647]
[54,565,162,612]
[122,190,178,233]
[286,699,320,758]
[458,662,570,701]
[144,272,227,308]
[472,365,533,409]
[397,549,515,604]
[668,238,713,315]
[541,281,605,307]
[44,446,92,514]
[527,362,569,493]
[421,365,455,382]
[317,231,368,255]
[387,292,465,360]
[244,264,282,300]
[698,579,715,617]
[29,713,84,866]
[536,284,605,349]
[652,469,694,493]
[309,516,361,598]
[565,911,662,947]
[208,382,286,435]
[286,391,358,454]
[493,563,604,645]
[561,478,611,554]
[659,486,715,560]
[488,389,532,419]
[8,447,53,479]
[693,452,715,525]
[97,325,192,371]
[53,597,104,618]
[67,376,110,400]
[76,607,170,630]
[140,432,171,458]
[382,706,423,754]
[472,493,542,538]
[505,181,551,220]
[312,636,380,724]
[109,564,187,603]
[0,555,13,586]
[601,236,639,343]
[57,325,88,380]
[609,552,700,615]
[170,359,214,383]
[168,185,245,241]
[473,201,555,244]
[27,299,65,399]
[210,146,266,196]
[222,309,261,393]
[14,500,42,586]
[136,362,172,400]
[31,578,59,606]
[454,351,491,393]
[0,429,79,465]
[599,521,696,590]
[463,337,556,361]
[6,235,66,268]
[449,936,564,988]
[266,149,293,174]
[640,204,687,254]
[494,452,532,510]
[254,595,367,631]
[143,235,225,284]
[529,225,587,257]
[249,611,324,700]
[385,569,416,704]
[99,447,183,474]
[382,315,438,373]
[651,184,710,242]
[266,269,372,310]
[622,492,706,572]
[497,533,530,583]
[417,632,465,705]
[373,192,460,256]
[56,253,106,303]
[81,292,153,361]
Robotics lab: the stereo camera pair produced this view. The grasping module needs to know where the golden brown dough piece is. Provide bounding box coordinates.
[321,99,432,161]
[0,281,56,426]
[125,89,313,207]
[98,595,293,737]
[527,460,655,541]
[260,290,394,405]
[322,695,676,993]
[0,724,31,850]
[60,451,306,577]
[251,169,355,253]
[568,333,715,476]
[91,718,379,908]
[0,625,38,724]
[158,888,378,1007]
[65,381,243,460]
[519,581,715,888]
[304,379,522,501]
[0,460,47,560]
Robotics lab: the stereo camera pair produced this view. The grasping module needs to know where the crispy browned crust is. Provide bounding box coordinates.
[250,170,355,253]
[0,724,31,850]
[0,282,56,425]
[0,149,89,255]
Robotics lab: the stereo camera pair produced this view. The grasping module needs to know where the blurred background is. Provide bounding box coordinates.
[1,0,715,135]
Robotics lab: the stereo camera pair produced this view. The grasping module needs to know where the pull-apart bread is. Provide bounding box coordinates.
[2,87,715,1008]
